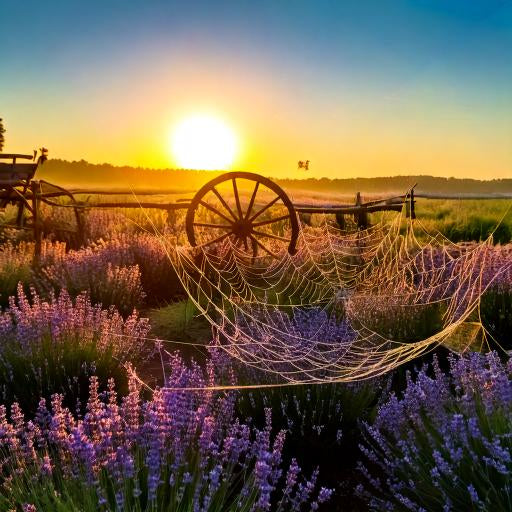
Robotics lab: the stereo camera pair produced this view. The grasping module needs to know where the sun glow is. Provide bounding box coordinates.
[170,115,237,170]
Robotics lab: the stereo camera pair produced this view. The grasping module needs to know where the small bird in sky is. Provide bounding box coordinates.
[297,160,310,170]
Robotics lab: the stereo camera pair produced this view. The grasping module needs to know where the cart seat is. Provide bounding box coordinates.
[0,150,47,208]
[0,162,38,185]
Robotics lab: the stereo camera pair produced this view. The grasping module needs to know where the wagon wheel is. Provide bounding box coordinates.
[186,172,299,257]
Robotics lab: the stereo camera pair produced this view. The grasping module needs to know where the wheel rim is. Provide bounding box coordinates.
[186,172,298,257]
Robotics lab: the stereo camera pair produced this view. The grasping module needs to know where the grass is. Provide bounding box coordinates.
[139,300,213,387]
[148,300,212,349]
[414,198,512,244]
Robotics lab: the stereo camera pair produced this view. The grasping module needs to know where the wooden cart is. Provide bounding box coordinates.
[0,156,414,258]
[0,150,83,253]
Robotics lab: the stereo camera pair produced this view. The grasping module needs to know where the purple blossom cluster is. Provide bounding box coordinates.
[79,207,185,245]
[343,243,512,341]
[411,243,512,298]
[38,233,181,312]
[0,284,150,362]
[225,307,357,383]
[0,354,332,511]
[359,351,512,511]
[482,244,512,291]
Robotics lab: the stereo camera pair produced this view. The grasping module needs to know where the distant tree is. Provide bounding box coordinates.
[0,118,5,152]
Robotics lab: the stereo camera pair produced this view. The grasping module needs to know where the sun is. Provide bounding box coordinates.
[170,115,237,170]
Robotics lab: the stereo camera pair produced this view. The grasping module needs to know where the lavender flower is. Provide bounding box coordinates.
[0,353,331,511]
[360,351,512,510]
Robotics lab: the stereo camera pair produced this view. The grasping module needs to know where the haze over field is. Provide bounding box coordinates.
[1,0,511,180]
[39,159,512,197]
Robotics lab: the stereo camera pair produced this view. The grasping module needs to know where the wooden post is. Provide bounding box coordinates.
[406,188,416,219]
[74,206,85,247]
[299,212,312,226]
[410,188,416,219]
[166,206,177,227]
[15,202,25,227]
[31,181,42,264]
[335,211,345,230]
[353,193,364,266]
[354,192,368,229]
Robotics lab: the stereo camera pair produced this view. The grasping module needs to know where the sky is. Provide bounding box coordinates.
[1,0,511,179]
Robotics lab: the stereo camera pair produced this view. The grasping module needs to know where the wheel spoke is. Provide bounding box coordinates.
[200,232,231,248]
[249,195,281,222]
[234,236,250,252]
[244,181,260,220]
[211,186,238,221]
[252,230,291,243]
[199,201,235,225]
[252,214,291,228]
[193,222,233,230]
[232,178,243,219]
[249,234,278,258]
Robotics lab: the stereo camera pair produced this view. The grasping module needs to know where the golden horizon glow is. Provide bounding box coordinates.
[170,115,237,170]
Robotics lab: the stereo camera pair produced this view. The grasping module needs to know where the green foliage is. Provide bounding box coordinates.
[480,290,512,351]
[0,334,127,415]
[148,300,212,361]
[414,199,512,244]
[440,217,511,244]
[0,242,33,308]
[150,299,209,340]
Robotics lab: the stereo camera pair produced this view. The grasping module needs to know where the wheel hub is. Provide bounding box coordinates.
[232,219,253,239]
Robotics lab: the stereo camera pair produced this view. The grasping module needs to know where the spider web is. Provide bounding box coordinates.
[168,205,512,387]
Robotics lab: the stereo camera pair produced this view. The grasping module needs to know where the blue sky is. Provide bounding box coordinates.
[1,0,511,178]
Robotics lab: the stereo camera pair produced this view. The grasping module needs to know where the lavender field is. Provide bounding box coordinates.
[0,199,510,512]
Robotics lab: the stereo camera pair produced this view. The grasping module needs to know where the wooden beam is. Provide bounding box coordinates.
[0,153,35,161]
[81,202,190,209]
[295,204,403,214]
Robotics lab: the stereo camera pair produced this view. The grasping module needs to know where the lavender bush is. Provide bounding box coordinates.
[0,285,150,414]
[0,242,33,307]
[230,308,385,507]
[479,246,512,349]
[0,355,332,512]
[70,207,185,245]
[0,234,182,315]
[359,351,512,511]
[237,380,383,508]
[38,233,182,313]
